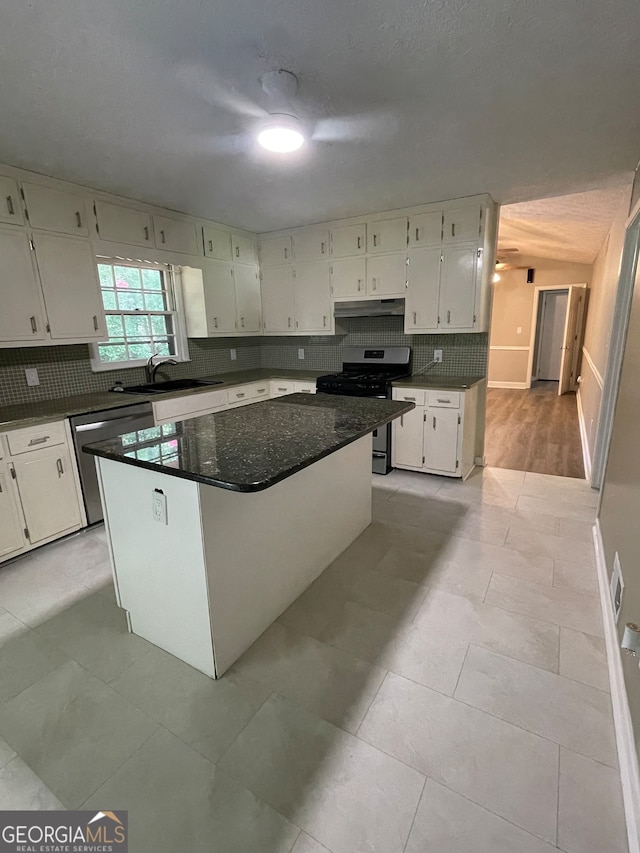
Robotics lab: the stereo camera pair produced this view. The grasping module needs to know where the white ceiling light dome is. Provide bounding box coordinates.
[257,113,305,153]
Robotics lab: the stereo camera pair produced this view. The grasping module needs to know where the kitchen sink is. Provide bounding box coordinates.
[118,378,224,395]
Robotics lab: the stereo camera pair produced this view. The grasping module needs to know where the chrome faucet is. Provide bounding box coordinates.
[146,352,178,383]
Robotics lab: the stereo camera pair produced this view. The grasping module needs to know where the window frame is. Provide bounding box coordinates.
[90,258,190,372]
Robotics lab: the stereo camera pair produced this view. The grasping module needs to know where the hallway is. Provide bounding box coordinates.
[485,382,585,479]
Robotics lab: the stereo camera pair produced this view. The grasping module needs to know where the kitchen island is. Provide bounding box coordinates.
[84,393,413,677]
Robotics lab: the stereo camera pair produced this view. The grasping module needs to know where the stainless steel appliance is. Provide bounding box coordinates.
[69,402,155,524]
[316,346,411,474]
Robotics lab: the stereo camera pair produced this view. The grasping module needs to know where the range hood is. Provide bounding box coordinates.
[333,298,405,318]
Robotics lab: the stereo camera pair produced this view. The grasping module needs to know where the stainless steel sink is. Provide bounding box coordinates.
[117,378,224,395]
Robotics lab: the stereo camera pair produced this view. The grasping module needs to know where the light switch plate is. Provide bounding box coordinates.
[25,368,39,386]
[516,326,522,334]
[298,348,305,360]
[230,348,237,361]
[433,350,443,363]
[152,490,168,525]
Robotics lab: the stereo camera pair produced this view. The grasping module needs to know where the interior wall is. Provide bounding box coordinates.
[488,256,592,387]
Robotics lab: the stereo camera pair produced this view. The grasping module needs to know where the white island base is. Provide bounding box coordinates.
[96,436,372,677]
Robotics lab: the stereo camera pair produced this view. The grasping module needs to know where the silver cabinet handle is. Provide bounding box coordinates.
[287,317,291,328]
[372,277,377,291]
[451,223,455,237]
[6,195,15,216]
[56,458,64,477]
[373,234,378,247]
[208,239,213,252]
[213,317,218,328]
[160,229,166,244]
[236,392,245,398]
[405,396,416,401]
[437,398,450,404]
[413,311,417,324]
[415,227,419,241]
[277,387,287,392]
[320,241,326,254]
[29,436,49,446]
[433,416,436,430]
[357,279,362,291]
[144,225,149,241]
[235,246,240,258]
[75,211,82,228]
[357,235,362,249]
[323,315,327,327]
[284,247,288,259]
[240,316,245,328]
[30,316,37,334]
[93,315,99,331]
[258,387,266,393]
[447,310,451,324]
[400,415,403,427]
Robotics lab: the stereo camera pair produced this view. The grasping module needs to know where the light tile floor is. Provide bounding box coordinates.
[0,466,628,852]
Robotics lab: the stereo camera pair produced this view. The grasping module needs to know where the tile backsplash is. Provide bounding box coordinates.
[0,318,487,406]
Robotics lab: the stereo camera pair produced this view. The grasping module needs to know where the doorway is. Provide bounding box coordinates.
[533,289,568,382]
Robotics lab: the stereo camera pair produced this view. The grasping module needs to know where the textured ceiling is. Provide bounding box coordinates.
[0,1,639,232]
[498,184,632,265]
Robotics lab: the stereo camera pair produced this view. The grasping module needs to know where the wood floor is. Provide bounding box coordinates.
[484,381,585,479]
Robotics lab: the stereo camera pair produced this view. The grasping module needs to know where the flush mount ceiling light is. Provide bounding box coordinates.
[257,114,305,153]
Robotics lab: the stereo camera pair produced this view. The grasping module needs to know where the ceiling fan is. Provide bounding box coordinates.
[495,247,528,271]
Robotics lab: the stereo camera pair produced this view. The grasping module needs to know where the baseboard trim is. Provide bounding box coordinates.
[487,381,529,389]
[576,388,593,481]
[593,520,640,853]
[583,346,605,390]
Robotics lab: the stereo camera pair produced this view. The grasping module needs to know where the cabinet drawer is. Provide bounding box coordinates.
[153,389,229,423]
[392,388,426,406]
[227,382,269,404]
[270,380,295,397]
[293,381,316,394]
[426,391,460,409]
[7,421,67,456]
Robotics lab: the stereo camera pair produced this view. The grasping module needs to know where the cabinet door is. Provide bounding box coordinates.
[439,243,478,330]
[405,247,441,332]
[234,265,261,333]
[203,225,231,260]
[294,261,332,333]
[202,259,237,334]
[424,408,459,473]
[443,205,481,244]
[0,176,25,226]
[34,233,107,340]
[293,228,329,262]
[330,224,366,257]
[95,201,153,247]
[261,267,295,332]
[232,233,257,265]
[392,407,425,469]
[330,257,366,299]
[0,229,46,341]
[367,253,407,297]
[14,448,81,545]
[408,212,442,247]
[368,217,407,253]
[22,183,88,236]
[154,215,199,255]
[260,236,292,267]
[0,470,25,559]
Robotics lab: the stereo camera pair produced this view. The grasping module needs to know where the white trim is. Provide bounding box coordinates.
[582,346,604,390]
[593,520,640,853]
[576,387,592,480]
[489,345,530,351]
[487,380,529,389]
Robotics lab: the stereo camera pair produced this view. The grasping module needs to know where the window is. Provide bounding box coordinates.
[91,260,189,370]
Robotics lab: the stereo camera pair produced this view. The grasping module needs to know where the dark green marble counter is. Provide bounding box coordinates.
[83,393,413,492]
[392,375,485,391]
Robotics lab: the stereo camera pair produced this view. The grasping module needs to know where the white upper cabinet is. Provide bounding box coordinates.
[404,247,441,332]
[232,232,257,265]
[443,204,481,244]
[330,223,366,258]
[294,261,332,333]
[203,225,232,261]
[260,236,293,267]
[330,257,366,299]
[367,253,407,297]
[408,211,442,247]
[33,233,107,340]
[233,264,261,333]
[367,217,407,253]
[94,201,153,247]
[182,260,237,337]
[0,176,25,226]
[0,228,46,342]
[439,243,478,329]
[153,214,199,255]
[22,183,89,236]
[261,267,295,333]
[293,228,329,262]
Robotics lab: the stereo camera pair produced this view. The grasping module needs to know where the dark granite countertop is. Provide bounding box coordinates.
[0,369,325,431]
[392,375,485,390]
[83,393,414,492]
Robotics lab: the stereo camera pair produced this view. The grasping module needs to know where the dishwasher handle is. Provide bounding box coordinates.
[75,415,151,433]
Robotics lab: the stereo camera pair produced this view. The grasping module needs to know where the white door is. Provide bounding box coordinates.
[535,290,568,381]
[203,225,232,260]
[154,215,199,254]
[22,183,89,236]
[367,253,407,297]
[261,267,295,332]
[202,259,237,334]
[0,228,46,341]
[368,217,407,253]
[330,257,367,299]
[13,448,81,545]
[234,265,262,333]
[405,247,441,332]
[393,408,425,468]
[330,224,366,257]
[439,243,478,329]
[260,236,293,267]
[0,176,25,226]
[424,408,459,473]
[408,211,442,247]
[34,233,106,340]
[0,470,25,558]
[232,233,257,265]
[293,228,329,262]
[294,261,332,333]
[95,201,154,247]
[443,205,481,244]
[559,286,585,395]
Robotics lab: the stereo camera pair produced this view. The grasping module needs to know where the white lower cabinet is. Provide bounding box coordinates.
[423,407,460,473]
[269,380,295,397]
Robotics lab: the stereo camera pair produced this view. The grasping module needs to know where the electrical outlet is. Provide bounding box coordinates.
[152,490,168,525]
[230,348,237,361]
[433,350,443,363]
[25,368,39,386]
[298,348,305,360]
[516,326,522,335]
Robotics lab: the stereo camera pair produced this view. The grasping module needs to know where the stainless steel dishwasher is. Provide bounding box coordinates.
[69,402,154,525]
